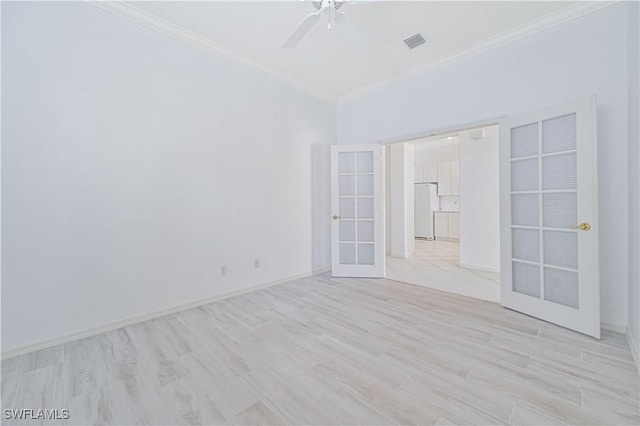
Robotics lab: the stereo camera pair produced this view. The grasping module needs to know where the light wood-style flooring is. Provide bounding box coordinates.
[2,274,638,425]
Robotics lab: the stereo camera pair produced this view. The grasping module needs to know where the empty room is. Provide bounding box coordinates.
[2,1,639,425]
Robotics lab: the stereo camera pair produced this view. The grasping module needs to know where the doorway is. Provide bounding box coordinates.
[384,125,501,302]
[330,97,600,338]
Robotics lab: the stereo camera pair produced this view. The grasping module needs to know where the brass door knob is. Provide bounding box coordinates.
[332,215,341,220]
[570,222,591,231]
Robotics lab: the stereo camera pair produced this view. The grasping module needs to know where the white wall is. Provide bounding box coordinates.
[459,126,500,272]
[338,4,629,328]
[413,143,459,165]
[389,143,414,258]
[1,2,335,353]
[627,1,640,366]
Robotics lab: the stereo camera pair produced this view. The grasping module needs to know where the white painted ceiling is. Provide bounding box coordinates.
[128,1,582,100]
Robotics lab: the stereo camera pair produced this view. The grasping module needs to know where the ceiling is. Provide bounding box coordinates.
[121,1,598,101]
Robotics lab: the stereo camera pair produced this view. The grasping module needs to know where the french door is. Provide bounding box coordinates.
[330,145,385,278]
[500,96,600,338]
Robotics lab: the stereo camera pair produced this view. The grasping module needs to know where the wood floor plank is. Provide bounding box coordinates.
[524,358,639,408]
[1,372,21,411]
[149,314,202,356]
[346,378,441,426]
[527,354,640,396]
[305,317,389,358]
[156,374,229,425]
[2,355,25,377]
[95,328,170,425]
[200,302,239,326]
[232,400,286,426]
[509,402,567,425]
[466,367,630,425]
[178,351,260,421]
[396,377,506,425]
[316,387,397,425]
[537,327,636,363]
[22,346,63,373]
[377,349,515,423]
[241,364,336,425]
[11,364,64,425]
[1,355,25,410]
[582,387,640,424]
[63,336,107,399]
[315,334,408,390]
[581,347,638,371]
[176,307,252,377]
[218,322,264,347]
[434,415,458,425]
[125,321,189,388]
[65,385,116,426]
[244,337,321,371]
[372,329,472,378]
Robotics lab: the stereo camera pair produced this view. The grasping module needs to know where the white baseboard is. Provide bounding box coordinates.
[459,263,500,274]
[1,267,331,361]
[601,322,628,334]
[627,328,640,372]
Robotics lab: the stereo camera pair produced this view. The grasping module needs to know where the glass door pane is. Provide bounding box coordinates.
[510,113,580,308]
[541,113,578,308]
[355,151,374,265]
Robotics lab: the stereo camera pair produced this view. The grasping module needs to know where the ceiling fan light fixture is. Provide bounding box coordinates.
[283,0,366,49]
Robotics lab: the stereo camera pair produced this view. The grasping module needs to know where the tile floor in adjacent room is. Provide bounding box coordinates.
[386,239,501,303]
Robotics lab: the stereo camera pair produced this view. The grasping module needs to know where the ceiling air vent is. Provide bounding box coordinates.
[404,33,426,49]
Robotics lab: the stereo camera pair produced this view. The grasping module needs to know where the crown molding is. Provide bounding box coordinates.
[87,1,620,106]
[338,1,621,104]
[86,0,338,103]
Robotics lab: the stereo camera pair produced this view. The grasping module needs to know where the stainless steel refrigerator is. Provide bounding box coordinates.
[414,183,439,239]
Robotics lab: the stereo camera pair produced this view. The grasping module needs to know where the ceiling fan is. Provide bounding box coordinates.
[282,0,365,49]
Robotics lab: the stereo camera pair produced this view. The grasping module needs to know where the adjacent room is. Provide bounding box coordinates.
[385,125,501,302]
[2,1,639,425]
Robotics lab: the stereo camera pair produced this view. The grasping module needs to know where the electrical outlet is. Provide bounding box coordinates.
[254,258,260,268]
[220,265,227,276]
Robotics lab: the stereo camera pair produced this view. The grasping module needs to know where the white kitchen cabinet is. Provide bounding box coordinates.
[437,162,452,195]
[425,162,438,183]
[434,211,459,241]
[448,213,460,239]
[451,161,460,195]
[437,161,459,196]
[414,162,439,183]
[434,213,449,238]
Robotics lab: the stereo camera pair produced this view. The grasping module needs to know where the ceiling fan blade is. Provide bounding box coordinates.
[336,11,367,49]
[337,0,383,6]
[282,10,324,49]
